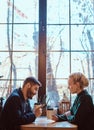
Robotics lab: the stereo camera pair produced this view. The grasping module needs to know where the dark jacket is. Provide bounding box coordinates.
[57,90,94,130]
[0,88,36,130]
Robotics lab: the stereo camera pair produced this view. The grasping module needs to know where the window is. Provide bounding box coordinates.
[0,0,39,101]
[46,0,94,105]
[0,0,94,107]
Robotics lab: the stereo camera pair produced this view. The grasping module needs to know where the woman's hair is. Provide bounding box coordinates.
[69,72,89,88]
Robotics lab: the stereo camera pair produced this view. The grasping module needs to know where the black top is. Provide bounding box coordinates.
[0,88,36,130]
[57,90,94,130]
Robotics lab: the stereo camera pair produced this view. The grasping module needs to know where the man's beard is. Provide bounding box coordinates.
[27,88,33,99]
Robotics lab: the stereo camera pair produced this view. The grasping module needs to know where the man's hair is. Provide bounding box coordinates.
[23,76,42,87]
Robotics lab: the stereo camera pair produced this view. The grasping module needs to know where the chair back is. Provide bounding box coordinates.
[59,101,70,114]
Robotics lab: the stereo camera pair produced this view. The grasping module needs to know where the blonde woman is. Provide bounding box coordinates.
[52,72,94,130]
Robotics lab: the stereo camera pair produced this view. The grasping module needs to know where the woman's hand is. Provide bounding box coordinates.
[64,110,71,117]
[52,115,59,121]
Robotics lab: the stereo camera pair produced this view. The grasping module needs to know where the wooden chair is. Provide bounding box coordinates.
[59,101,70,114]
[0,97,4,114]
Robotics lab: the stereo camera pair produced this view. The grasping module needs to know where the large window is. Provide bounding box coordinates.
[0,0,39,100]
[0,0,94,107]
[46,0,94,106]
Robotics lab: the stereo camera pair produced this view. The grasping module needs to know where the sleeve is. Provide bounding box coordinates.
[57,114,67,121]
[5,96,36,125]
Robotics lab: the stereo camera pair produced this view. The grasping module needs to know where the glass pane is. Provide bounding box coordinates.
[71,52,92,78]
[47,0,69,24]
[46,79,70,107]
[0,79,26,99]
[0,80,11,98]
[47,25,69,51]
[13,52,38,79]
[0,0,13,23]
[0,0,39,100]
[71,25,94,50]
[46,52,70,79]
[13,24,39,51]
[14,0,39,23]
[71,0,94,24]
[0,52,11,79]
[0,24,12,51]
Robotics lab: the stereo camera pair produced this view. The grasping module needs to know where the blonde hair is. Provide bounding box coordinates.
[69,72,89,88]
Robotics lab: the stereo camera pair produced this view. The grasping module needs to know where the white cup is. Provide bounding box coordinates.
[46,107,57,119]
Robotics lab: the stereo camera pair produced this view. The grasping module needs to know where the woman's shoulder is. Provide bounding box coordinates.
[80,90,93,104]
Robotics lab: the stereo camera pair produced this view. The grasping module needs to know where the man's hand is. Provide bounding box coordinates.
[34,105,42,117]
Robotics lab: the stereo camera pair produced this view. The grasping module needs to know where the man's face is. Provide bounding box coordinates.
[27,84,39,99]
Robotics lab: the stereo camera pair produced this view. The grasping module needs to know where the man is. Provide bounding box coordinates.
[0,76,42,130]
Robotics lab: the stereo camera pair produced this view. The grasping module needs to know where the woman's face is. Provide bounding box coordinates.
[68,78,78,94]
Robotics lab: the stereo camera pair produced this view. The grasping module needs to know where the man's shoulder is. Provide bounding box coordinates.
[10,88,20,97]
[6,88,21,102]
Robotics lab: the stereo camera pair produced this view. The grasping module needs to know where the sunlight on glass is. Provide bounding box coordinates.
[14,0,39,23]
[47,0,69,24]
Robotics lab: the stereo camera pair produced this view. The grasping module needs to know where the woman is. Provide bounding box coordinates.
[52,72,94,130]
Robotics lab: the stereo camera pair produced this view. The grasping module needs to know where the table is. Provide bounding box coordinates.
[20,116,77,130]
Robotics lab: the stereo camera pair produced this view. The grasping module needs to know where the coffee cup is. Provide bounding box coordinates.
[34,103,41,111]
[46,107,57,119]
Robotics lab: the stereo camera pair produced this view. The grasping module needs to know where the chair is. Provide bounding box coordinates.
[0,97,4,114]
[59,101,70,114]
